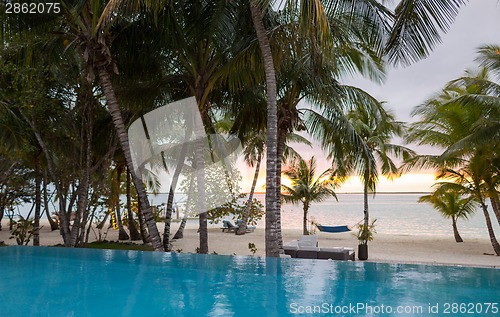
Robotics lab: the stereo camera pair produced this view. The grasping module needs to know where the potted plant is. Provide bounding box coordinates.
[356,219,376,261]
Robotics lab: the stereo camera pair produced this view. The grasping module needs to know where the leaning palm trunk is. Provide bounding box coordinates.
[20,110,71,245]
[489,193,500,227]
[479,200,500,255]
[96,67,163,251]
[173,210,189,240]
[236,155,262,235]
[33,153,42,246]
[174,176,196,240]
[163,121,191,250]
[114,166,130,241]
[43,171,58,231]
[451,216,463,243]
[136,199,151,244]
[250,1,279,257]
[116,202,130,240]
[70,97,93,246]
[162,150,188,250]
[126,168,141,241]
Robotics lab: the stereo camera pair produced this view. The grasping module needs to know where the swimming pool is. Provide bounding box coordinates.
[0,246,498,316]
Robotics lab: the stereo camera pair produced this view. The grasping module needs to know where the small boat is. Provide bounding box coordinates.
[316,224,351,233]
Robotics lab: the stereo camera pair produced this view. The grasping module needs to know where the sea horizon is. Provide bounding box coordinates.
[7,192,498,241]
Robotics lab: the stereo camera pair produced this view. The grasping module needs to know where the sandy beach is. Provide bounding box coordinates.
[1,220,499,268]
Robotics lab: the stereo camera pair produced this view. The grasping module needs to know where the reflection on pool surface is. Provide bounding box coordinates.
[0,246,498,316]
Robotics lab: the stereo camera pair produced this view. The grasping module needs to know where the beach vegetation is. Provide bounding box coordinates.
[0,0,479,258]
[250,0,467,256]
[248,242,257,255]
[236,129,265,236]
[407,48,500,255]
[356,219,377,246]
[419,183,477,243]
[0,152,33,232]
[9,215,34,246]
[346,102,415,242]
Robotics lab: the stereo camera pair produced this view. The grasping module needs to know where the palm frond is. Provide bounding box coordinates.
[385,0,467,66]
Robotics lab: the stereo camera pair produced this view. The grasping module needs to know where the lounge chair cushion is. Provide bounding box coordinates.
[296,247,319,259]
[283,245,299,258]
[298,235,318,247]
[317,248,355,261]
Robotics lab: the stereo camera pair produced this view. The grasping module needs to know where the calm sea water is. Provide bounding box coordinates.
[9,193,499,240]
[149,193,499,240]
[1,246,499,316]
[275,193,500,240]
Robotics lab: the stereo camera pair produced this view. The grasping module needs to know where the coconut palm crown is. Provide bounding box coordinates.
[281,156,342,235]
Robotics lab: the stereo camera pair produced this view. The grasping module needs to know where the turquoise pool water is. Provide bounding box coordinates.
[0,246,498,316]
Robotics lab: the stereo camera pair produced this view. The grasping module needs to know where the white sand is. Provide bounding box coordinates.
[1,219,499,268]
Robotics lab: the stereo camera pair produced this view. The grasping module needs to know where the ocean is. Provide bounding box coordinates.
[8,193,500,240]
[148,192,500,240]
[274,193,499,239]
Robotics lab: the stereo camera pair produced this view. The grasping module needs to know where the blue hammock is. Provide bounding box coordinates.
[316,224,351,233]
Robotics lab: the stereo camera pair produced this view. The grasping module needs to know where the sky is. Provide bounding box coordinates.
[238,0,500,194]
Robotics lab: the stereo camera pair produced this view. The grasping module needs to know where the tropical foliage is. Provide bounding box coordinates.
[418,184,477,242]
[281,156,341,235]
[407,46,500,254]
[0,0,482,257]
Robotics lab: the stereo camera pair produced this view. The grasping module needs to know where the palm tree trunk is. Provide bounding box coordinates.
[489,194,500,227]
[20,110,71,245]
[162,152,188,250]
[126,168,141,241]
[97,211,109,230]
[58,190,71,247]
[70,97,93,247]
[43,171,58,231]
[479,200,500,255]
[173,210,189,240]
[163,120,191,250]
[33,152,42,246]
[136,198,151,244]
[236,154,262,235]
[116,203,130,240]
[275,130,286,250]
[451,216,463,243]
[174,176,196,240]
[96,66,162,251]
[303,202,309,235]
[250,1,279,257]
[115,165,130,241]
[363,174,369,228]
[195,146,208,254]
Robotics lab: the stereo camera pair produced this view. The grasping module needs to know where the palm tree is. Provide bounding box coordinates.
[248,1,281,257]
[437,157,500,255]
[418,183,477,242]
[407,67,500,255]
[1,0,165,250]
[247,0,392,255]
[250,0,468,256]
[281,156,340,235]
[347,103,415,233]
[443,49,500,225]
[236,129,265,235]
